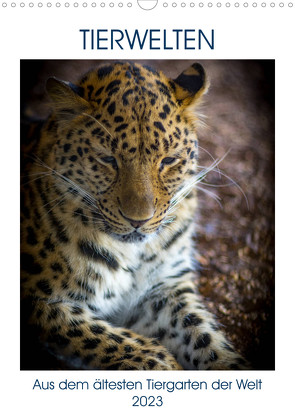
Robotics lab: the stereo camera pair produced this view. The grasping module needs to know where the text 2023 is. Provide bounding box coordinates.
[132,396,163,407]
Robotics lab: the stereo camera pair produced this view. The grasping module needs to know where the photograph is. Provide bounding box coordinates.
[20,59,274,371]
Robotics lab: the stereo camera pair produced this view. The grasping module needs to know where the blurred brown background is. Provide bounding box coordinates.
[21,60,275,370]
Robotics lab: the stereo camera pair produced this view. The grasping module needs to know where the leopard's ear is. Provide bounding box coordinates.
[172,63,209,106]
[46,77,90,120]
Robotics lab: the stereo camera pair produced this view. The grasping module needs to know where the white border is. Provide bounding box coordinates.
[0,1,294,7]
[0,3,294,415]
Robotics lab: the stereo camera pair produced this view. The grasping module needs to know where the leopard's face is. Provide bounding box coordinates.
[46,62,208,241]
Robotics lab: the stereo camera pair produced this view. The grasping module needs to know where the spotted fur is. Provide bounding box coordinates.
[21,62,248,370]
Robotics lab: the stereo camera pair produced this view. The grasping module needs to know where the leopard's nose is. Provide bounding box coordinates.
[119,211,153,229]
[127,218,151,229]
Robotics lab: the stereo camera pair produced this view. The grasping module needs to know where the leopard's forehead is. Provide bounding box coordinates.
[78,62,179,118]
[70,62,193,160]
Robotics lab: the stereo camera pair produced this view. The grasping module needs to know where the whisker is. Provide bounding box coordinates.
[198,145,221,178]
[70,209,105,224]
[194,148,232,181]
[21,170,52,178]
[41,192,67,210]
[82,113,113,139]
[44,163,95,205]
[162,215,176,226]
[196,165,249,209]
[40,193,69,219]
[22,172,52,186]
[197,182,235,188]
[197,185,223,209]
[28,153,103,214]
[207,169,249,209]
[168,148,248,214]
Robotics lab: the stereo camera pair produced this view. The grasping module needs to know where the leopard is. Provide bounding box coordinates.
[21,61,248,370]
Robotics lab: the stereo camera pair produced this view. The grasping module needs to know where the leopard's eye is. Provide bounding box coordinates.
[100,156,118,169]
[161,157,177,166]
[101,156,116,163]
